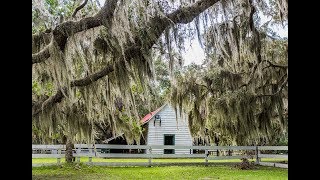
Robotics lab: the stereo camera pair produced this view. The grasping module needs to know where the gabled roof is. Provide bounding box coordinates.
[103,104,167,143]
[140,104,167,125]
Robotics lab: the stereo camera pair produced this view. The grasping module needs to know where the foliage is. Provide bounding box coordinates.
[32,0,288,144]
[170,0,288,145]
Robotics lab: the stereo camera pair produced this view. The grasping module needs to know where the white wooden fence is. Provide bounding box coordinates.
[32,144,288,168]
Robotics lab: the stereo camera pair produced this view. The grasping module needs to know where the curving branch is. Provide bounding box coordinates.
[241,57,288,88]
[264,60,288,69]
[70,63,114,87]
[72,0,89,18]
[168,0,219,24]
[257,76,288,97]
[32,44,51,64]
[32,32,52,53]
[32,0,119,64]
[32,63,115,117]
[33,88,66,115]
[132,0,220,52]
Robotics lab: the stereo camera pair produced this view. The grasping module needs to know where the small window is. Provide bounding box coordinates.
[154,115,161,126]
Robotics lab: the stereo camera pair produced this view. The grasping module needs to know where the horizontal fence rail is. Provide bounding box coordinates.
[258,146,288,150]
[207,155,250,160]
[258,154,288,159]
[32,144,288,168]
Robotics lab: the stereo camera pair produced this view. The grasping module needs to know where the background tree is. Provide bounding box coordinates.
[170,0,287,145]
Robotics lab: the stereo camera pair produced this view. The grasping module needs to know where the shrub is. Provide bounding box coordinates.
[234,158,256,170]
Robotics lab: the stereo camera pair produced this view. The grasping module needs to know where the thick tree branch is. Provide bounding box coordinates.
[51,16,102,52]
[168,0,219,24]
[32,0,118,64]
[32,44,51,64]
[133,0,220,53]
[71,63,114,87]
[32,32,52,53]
[72,0,89,18]
[32,88,65,117]
[32,63,114,117]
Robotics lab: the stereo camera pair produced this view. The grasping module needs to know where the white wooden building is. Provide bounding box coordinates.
[141,104,193,154]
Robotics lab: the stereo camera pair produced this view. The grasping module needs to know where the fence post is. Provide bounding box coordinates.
[148,146,152,167]
[88,145,93,164]
[205,149,208,166]
[57,148,61,164]
[255,146,260,165]
[76,147,81,163]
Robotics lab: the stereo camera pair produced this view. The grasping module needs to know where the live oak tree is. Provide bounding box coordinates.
[32,0,287,161]
[170,0,288,145]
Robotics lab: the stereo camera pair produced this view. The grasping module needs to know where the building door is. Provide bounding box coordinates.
[164,134,175,154]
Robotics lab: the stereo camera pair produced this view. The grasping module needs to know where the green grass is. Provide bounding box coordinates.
[32,158,288,179]
[32,163,288,180]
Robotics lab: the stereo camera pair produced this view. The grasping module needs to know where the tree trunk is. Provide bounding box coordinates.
[63,136,75,163]
[214,135,220,156]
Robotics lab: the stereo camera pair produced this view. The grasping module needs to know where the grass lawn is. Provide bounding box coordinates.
[32,157,287,164]
[32,163,288,180]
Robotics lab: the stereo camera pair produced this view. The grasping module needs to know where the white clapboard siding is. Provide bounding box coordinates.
[147,104,193,154]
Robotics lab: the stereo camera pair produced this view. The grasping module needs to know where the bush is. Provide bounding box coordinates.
[234,158,256,170]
